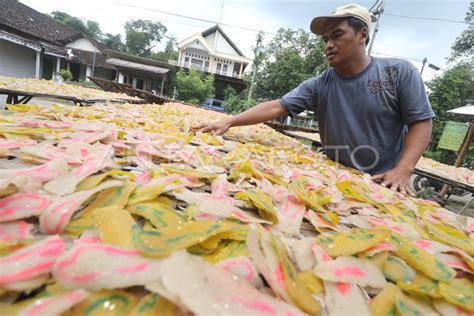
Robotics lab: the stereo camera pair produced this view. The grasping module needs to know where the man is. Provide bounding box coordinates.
[193,3,435,196]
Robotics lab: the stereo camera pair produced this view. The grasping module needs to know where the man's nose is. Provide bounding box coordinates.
[325,39,335,51]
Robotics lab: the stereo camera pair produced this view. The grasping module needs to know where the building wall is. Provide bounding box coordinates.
[66,38,96,52]
[187,40,208,52]
[79,64,87,81]
[93,67,116,81]
[41,55,55,80]
[204,32,217,49]
[0,40,36,78]
[215,32,239,56]
[182,48,210,70]
[212,57,234,76]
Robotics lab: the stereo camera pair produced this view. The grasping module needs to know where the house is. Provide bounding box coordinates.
[106,49,173,95]
[62,40,174,94]
[61,34,117,82]
[172,25,252,99]
[0,0,171,95]
[0,0,119,82]
[0,0,76,79]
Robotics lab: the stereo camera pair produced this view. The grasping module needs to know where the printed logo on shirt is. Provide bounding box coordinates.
[367,66,398,94]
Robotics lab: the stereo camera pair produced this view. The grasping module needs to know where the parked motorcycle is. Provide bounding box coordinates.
[412,175,471,202]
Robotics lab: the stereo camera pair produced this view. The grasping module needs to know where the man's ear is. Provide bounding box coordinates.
[360,27,369,44]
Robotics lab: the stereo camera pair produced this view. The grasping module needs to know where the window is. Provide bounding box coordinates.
[222,64,228,74]
[191,58,203,69]
[216,63,222,74]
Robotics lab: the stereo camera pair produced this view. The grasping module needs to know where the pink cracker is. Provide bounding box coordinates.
[0,236,64,283]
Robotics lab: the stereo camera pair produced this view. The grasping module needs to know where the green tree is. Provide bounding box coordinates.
[50,11,103,41]
[51,11,88,34]
[425,3,474,165]
[254,28,327,100]
[102,33,125,51]
[449,2,473,64]
[175,69,214,104]
[223,86,256,114]
[150,37,179,62]
[124,20,167,57]
[426,64,474,163]
[85,20,102,39]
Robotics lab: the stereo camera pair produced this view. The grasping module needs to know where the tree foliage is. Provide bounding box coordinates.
[449,2,473,64]
[254,28,327,100]
[175,69,214,104]
[102,33,125,51]
[248,31,265,101]
[50,11,101,40]
[223,86,256,114]
[150,37,178,62]
[425,3,474,165]
[50,12,174,58]
[85,20,102,39]
[426,64,474,164]
[124,20,167,57]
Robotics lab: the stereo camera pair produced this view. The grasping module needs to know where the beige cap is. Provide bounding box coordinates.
[310,3,371,35]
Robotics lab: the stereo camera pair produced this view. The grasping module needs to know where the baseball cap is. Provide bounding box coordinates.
[310,3,372,35]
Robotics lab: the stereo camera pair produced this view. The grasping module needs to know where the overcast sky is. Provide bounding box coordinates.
[21,0,471,81]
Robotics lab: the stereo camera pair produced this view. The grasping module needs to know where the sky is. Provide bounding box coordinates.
[20,0,471,81]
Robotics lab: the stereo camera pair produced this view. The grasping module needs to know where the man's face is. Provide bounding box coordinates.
[321,19,366,67]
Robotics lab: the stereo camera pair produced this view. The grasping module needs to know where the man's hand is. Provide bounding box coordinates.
[191,120,231,136]
[372,119,432,196]
[372,165,415,196]
[191,100,288,136]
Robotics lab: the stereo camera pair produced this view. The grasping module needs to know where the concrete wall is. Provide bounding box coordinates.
[0,40,36,78]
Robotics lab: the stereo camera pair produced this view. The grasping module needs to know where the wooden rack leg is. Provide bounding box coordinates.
[457,196,473,215]
[6,94,13,104]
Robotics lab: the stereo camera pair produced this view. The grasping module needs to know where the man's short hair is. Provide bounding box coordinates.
[347,17,370,46]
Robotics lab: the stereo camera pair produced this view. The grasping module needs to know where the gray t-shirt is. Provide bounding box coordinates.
[280,57,435,174]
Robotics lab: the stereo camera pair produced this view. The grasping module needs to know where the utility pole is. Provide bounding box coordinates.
[92,45,97,78]
[420,57,428,75]
[368,0,384,55]
[248,31,264,101]
[219,0,224,22]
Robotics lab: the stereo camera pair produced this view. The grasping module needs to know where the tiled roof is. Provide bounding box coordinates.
[105,50,175,73]
[0,0,80,45]
[70,48,115,69]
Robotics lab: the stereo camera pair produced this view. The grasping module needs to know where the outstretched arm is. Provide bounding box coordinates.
[192,100,288,135]
[372,119,432,195]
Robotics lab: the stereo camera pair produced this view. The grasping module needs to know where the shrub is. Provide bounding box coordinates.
[175,69,214,104]
[223,86,257,114]
[58,69,73,81]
